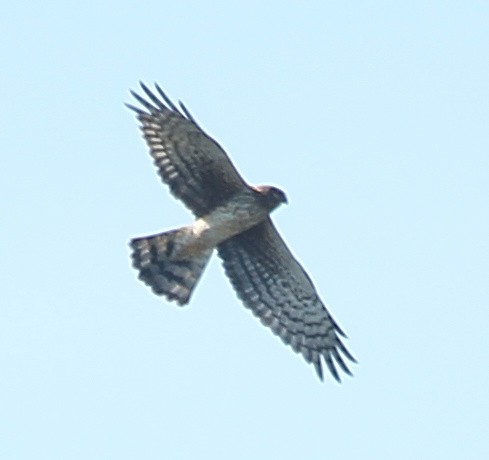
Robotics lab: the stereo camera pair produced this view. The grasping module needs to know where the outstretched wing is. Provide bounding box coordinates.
[127,82,248,217]
[218,218,356,381]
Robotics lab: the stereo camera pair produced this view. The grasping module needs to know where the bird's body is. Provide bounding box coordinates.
[188,188,283,250]
[128,83,355,381]
[159,191,275,259]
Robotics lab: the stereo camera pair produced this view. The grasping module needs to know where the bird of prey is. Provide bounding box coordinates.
[127,82,356,381]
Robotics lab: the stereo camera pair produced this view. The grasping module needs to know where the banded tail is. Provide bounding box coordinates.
[130,230,212,305]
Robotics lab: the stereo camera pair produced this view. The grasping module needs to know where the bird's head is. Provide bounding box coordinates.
[253,185,288,211]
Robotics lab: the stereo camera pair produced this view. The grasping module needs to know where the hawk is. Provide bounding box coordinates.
[127,83,356,381]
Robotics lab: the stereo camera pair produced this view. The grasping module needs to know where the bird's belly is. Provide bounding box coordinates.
[186,201,268,251]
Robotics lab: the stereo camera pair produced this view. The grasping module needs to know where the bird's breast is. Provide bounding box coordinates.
[190,195,269,248]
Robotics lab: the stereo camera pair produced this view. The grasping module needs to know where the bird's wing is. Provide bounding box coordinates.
[218,218,356,381]
[127,82,248,217]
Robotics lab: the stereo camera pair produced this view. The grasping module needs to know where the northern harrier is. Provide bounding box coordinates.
[127,83,356,381]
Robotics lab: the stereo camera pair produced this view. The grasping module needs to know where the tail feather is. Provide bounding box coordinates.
[130,230,212,305]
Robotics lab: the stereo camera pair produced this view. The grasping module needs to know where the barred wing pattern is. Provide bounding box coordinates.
[218,219,356,381]
[127,83,248,217]
[128,83,355,381]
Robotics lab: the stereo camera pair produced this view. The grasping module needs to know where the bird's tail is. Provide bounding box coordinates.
[130,229,212,305]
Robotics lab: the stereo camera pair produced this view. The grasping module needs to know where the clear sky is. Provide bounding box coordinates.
[1,1,488,459]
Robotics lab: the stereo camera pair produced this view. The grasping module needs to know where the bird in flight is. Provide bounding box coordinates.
[127,82,356,381]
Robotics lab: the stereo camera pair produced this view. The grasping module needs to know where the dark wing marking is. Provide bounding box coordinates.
[127,82,248,217]
[218,218,356,381]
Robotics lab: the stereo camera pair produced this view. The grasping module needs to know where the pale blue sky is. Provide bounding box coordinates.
[1,1,488,459]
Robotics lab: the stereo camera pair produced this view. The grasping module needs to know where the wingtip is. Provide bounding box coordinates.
[139,81,152,98]
[154,82,165,95]
[324,352,341,383]
[126,82,194,121]
[124,102,144,114]
[336,336,357,364]
[313,357,324,381]
[154,83,179,112]
[334,323,348,338]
